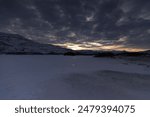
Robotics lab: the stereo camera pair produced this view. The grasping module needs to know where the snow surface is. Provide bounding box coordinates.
[0,55,150,99]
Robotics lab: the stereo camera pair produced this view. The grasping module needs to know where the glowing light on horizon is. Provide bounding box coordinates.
[53,42,147,52]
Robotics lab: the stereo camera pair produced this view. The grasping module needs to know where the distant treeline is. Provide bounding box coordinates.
[94,51,149,57]
[64,51,150,57]
[0,51,150,57]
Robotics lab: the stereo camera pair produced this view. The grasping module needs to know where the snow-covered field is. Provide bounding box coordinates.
[0,55,150,99]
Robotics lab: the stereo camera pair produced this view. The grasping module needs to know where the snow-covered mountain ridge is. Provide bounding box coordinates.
[0,32,70,54]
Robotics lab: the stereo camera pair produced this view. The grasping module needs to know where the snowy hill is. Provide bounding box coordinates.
[0,32,70,54]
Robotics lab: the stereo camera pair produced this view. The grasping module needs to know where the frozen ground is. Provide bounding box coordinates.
[0,55,150,99]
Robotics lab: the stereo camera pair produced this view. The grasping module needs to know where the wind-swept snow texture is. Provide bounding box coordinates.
[0,55,150,99]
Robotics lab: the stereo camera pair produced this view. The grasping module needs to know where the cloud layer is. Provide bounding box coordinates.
[0,0,150,50]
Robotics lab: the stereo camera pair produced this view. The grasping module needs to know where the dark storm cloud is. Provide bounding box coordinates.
[0,0,150,50]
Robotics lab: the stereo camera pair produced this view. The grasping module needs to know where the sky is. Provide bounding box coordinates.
[0,0,150,51]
